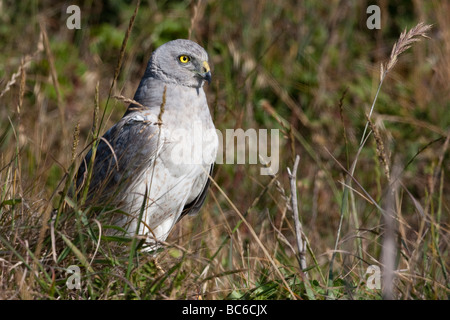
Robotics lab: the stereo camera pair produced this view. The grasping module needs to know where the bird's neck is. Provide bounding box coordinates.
[128,77,206,115]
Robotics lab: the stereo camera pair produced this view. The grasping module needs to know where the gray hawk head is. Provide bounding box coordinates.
[146,39,211,88]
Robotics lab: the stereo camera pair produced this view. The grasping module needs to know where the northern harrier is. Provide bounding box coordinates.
[76,39,218,250]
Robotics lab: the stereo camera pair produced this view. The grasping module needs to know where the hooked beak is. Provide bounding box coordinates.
[200,61,212,84]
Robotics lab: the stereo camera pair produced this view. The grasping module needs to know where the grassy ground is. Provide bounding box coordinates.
[0,0,448,300]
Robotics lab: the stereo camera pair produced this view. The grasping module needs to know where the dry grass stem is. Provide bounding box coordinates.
[157,86,166,125]
[40,22,67,142]
[362,23,432,147]
[71,122,80,163]
[188,0,205,40]
[0,53,37,99]
[287,155,308,274]
[109,0,141,97]
[367,114,390,181]
[113,95,147,110]
[382,22,432,77]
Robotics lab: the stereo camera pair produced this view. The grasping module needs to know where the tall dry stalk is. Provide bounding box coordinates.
[287,155,308,273]
[0,52,38,99]
[188,0,206,40]
[328,22,432,298]
[361,22,432,147]
[108,0,141,98]
[99,0,141,138]
[40,22,67,144]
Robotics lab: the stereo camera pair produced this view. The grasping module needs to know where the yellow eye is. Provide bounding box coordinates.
[179,55,190,63]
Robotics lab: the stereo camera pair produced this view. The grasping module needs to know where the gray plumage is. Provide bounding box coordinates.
[76,39,218,250]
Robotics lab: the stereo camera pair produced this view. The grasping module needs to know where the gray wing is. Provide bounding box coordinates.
[177,164,214,222]
[76,111,162,204]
